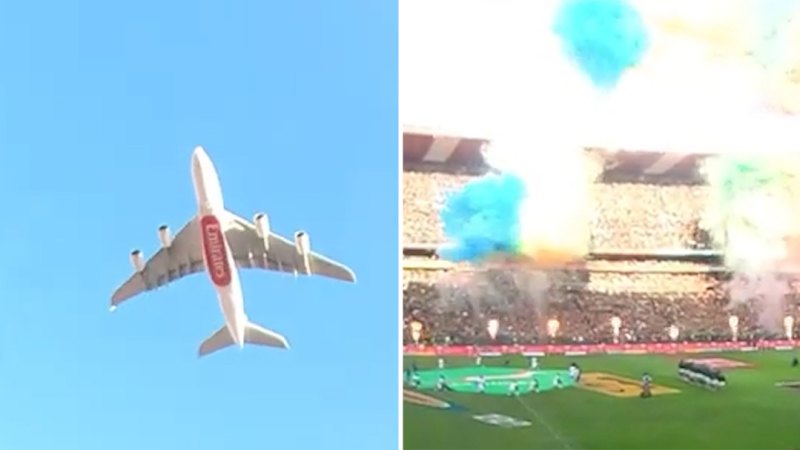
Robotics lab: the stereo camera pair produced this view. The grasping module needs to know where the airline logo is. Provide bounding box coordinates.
[200,215,232,287]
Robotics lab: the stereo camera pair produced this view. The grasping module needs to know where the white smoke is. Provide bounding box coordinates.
[434,266,556,313]
[727,271,789,333]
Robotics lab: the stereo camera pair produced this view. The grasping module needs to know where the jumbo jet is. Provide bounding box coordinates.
[111,146,357,357]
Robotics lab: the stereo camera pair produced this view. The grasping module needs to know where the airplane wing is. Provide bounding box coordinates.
[225,213,356,283]
[110,217,205,309]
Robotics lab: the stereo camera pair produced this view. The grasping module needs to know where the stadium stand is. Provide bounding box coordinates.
[402,128,800,347]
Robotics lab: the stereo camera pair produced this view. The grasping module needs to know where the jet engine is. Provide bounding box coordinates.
[130,249,145,272]
[254,213,271,251]
[158,225,172,248]
[294,231,310,255]
[294,231,311,275]
[254,213,270,236]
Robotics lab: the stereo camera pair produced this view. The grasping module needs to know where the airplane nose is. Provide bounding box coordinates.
[191,146,210,177]
[193,145,208,159]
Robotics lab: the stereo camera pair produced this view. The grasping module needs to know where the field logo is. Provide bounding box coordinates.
[579,372,680,398]
[685,358,751,369]
[473,413,531,428]
[200,215,232,287]
[464,370,535,383]
[403,389,453,409]
[775,381,800,391]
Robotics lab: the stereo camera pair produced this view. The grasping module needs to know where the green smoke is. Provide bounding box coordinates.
[700,155,798,268]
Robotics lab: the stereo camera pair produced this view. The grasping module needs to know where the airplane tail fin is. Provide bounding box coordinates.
[198,321,290,358]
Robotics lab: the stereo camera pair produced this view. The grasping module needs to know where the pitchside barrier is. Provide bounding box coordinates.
[403,340,799,357]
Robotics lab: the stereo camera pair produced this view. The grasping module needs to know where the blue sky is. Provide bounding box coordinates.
[0,1,398,449]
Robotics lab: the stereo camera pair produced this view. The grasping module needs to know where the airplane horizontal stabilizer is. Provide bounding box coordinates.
[197,322,290,358]
[244,321,290,350]
[198,325,235,357]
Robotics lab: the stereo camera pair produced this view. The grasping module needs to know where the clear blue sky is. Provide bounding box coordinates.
[0,1,398,449]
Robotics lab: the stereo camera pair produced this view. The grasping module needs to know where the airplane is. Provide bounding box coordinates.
[110,146,357,357]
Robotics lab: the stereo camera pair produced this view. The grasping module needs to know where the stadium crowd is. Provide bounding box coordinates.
[403,168,710,250]
[402,166,799,346]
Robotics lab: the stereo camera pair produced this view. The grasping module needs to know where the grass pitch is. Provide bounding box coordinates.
[404,351,800,449]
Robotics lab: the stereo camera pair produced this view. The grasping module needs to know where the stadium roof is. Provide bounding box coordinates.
[403,125,704,181]
[403,126,488,168]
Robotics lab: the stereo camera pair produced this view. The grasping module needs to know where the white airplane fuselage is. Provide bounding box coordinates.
[191,147,247,348]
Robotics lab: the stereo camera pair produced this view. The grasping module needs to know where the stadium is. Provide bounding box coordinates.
[401,127,800,450]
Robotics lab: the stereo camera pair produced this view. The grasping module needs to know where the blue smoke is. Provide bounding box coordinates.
[553,0,650,90]
[752,0,800,67]
[438,174,527,262]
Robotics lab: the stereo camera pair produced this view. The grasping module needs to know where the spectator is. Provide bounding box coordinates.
[402,161,799,346]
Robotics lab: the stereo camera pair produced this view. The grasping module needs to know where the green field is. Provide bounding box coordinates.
[404,351,800,449]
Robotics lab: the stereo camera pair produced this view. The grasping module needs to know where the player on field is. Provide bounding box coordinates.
[640,372,652,398]
[568,362,581,382]
[410,371,421,388]
[476,375,486,393]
